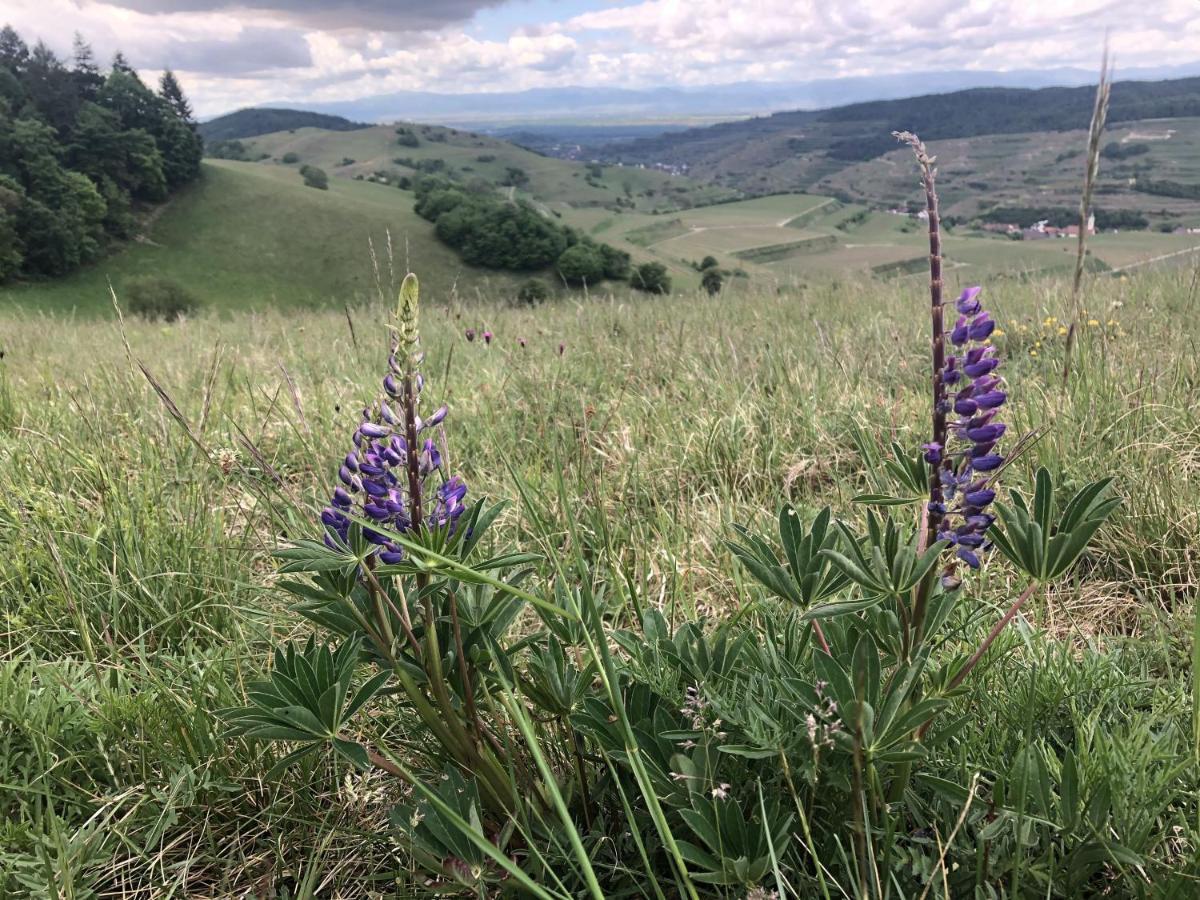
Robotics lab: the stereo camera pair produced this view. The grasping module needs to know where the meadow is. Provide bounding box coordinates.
[4,142,1197,319]
[1,260,1198,896]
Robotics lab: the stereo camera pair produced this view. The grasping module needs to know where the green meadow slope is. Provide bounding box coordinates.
[0,160,528,314]
[238,122,734,212]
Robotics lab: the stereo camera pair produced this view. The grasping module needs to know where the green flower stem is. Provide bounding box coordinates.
[949,580,1040,691]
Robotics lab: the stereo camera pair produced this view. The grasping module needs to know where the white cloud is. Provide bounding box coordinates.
[2,0,1197,116]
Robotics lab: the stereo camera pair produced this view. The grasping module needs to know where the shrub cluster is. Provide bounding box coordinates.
[413,177,635,286]
[980,206,1149,230]
[1101,141,1150,160]
[123,274,201,321]
[299,164,328,190]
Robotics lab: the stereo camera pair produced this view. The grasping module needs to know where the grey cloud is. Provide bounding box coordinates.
[143,27,312,73]
[100,0,508,30]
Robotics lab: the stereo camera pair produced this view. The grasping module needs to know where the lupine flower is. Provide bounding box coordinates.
[483,330,493,346]
[322,274,467,563]
[930,285,1007,571]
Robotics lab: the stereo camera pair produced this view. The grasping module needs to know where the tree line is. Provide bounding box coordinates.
[0,25,203,281]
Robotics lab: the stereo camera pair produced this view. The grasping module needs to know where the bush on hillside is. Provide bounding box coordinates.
[299,165,328,190]
[556,243,606,286]
[281,152,300,164]
[124,275,201,321]
[1101,141,1150,160]
[701,267,723,295]
[632,261,671,294]
[516,278,550,305]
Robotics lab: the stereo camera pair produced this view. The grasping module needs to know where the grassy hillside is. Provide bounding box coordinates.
[4,155,1194,319]
[0,160,529,314]
[2,268,1198,893]
[235,122,735,212]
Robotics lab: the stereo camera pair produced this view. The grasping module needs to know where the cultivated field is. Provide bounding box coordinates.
[1,266,1198,894]
[820,117,1200,225]
[572,192,1200,283]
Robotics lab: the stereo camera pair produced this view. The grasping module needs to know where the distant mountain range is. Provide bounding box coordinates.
[203,63,1200,128]
[589,75,1200,194]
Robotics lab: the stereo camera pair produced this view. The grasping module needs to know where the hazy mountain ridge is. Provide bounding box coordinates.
[203,63,1200,128]
[592,76,1200,193]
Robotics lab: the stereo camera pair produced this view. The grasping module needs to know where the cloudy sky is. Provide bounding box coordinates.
[5,0,1199,117]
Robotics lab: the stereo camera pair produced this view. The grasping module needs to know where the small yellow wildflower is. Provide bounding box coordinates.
[1107,319,1118,327]
[1030,349,1038,357]
[994,328,1006,337]
[1088,318,1100,327]
[1057,326,1068,336]
[1034,340,1042,348]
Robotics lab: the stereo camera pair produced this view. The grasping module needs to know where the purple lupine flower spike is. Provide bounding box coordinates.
[932,285,1007,574]
[321,274,467,562]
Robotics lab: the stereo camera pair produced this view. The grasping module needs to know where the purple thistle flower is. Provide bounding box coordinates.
[483,330,493,346]
[322,274,467,562]
[465,328,476,342]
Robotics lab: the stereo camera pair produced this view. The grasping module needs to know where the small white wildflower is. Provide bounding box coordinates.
[711,782,731,800]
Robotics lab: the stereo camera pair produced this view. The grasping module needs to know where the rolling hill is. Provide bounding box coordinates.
[228,121,736,213]
[0,160,529,314]
[597,76,1200,198]
[198,108,371,142]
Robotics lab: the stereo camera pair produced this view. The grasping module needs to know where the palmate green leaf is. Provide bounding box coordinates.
[275,538,361,574]
[726,537,800,606]
[991,468,1120,581]
[223,636,390,776]
[730,506,850,611]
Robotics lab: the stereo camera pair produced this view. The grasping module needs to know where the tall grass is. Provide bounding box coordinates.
[0,268,1197,894]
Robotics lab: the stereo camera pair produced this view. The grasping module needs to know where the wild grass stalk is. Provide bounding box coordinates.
[1063,41,1113,386]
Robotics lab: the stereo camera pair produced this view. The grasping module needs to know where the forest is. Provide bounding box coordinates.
[0,25,202,281]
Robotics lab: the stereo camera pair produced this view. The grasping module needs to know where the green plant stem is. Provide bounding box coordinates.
[779,748,831,900]
[949,581,1040,692]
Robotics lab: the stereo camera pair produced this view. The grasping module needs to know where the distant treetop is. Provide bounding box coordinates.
[198,107,371,143]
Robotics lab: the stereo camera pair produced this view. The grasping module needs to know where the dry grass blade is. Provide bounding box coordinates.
[1064,39,1113,386]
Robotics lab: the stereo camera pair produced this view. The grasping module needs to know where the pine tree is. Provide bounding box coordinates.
[158,69,193,124]
[71,32,103,100]
[0,24,29,73]
[72,33,98,76]
[111,50,139,79]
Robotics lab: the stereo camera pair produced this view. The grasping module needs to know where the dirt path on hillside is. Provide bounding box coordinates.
[134,197,173,246]
[1109,244,1200,273]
